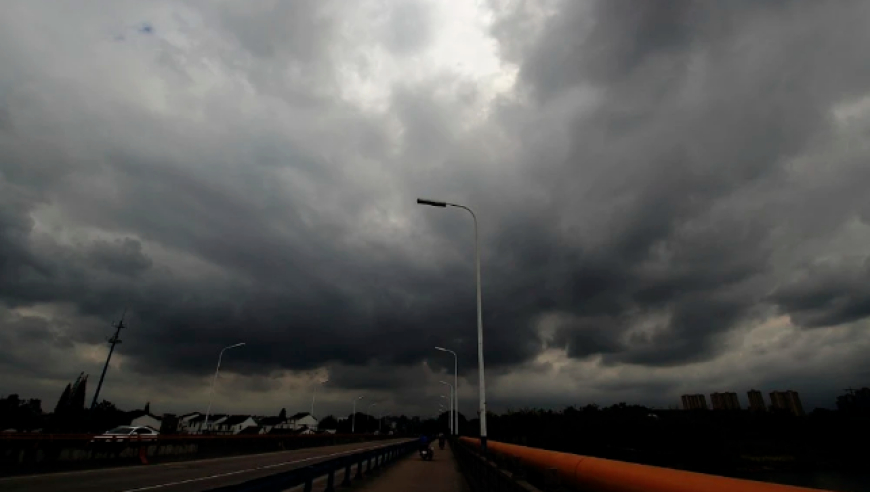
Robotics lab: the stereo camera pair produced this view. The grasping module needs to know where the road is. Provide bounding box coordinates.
[0,438,412,492]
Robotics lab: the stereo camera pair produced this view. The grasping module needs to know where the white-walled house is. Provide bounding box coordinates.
[214,415,258,435]
[207,416,229,434]
[126,404,162,431]
[255,416,287,434]
[288,412,318,431]
[184,414,226,434]
[130,413,161,430]
[177,413,203,433]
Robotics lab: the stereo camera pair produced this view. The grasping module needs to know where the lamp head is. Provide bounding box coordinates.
[417,198,447,207]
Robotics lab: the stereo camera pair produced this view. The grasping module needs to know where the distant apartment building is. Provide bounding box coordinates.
[710,392,740,410]
[747,390,766,412]
[681,394,708,410]
[769,390,805,416]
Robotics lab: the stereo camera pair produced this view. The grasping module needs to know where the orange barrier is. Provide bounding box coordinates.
[459,437,832,492]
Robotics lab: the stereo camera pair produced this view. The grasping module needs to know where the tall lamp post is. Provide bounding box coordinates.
[368,403,377,434]
[204,342,245,433]
[311,378,329,418]
[440,381,455,435]
[352,396,364,433]
[418,198,487,451]
[439,396,450,434]
[435,346,458,435]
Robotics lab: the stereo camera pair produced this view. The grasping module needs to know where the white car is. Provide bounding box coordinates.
[91,426,159,442]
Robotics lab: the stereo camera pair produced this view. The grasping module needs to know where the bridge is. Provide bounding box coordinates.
[0,435,837,492]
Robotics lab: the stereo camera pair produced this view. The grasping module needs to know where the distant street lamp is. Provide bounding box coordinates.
[439,397,449,433]
[440,381,455,435]
[352,396,364,433]
[435,346,459,435]
[368,403,377,433]
[311,378,329,419]
[204,342,245,433]
[418,198,487,452]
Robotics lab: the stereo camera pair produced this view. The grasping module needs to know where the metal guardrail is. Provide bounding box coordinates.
[453,438,545,492]
[0,433,398,476]
[457,437,834,492]
[202,439,418,492]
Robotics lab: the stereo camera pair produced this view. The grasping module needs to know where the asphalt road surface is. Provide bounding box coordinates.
[0,438,412,492]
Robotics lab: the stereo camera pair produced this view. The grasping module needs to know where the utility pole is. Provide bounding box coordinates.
[90,310,125,411]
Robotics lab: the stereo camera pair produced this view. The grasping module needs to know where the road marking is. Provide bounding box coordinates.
[0,439,409,481]
[118,441,406,492]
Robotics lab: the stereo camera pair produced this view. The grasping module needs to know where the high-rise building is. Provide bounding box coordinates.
[747,389,766,412]
[681,394,708,410]
[769,390,804,416]
[710,392,740,410]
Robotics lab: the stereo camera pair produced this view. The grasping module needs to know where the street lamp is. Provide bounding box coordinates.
[440,381,454,435]
[352,396,364,433]
[368,403,377,434]
[418,198,487,451]
[311,378,329,419]
[435,346,459,435]
[204,342,245,433]
[439,396,450,434]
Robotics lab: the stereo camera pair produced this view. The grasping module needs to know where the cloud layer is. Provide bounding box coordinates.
[2,0,870,416]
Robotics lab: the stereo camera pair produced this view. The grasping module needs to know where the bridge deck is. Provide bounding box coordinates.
[353,444,468,492]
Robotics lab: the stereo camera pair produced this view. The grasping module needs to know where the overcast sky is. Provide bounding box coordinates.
[2,0,870,420]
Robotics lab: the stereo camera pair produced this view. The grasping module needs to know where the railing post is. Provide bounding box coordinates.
[355,457,363,479]
[324,467,335,492]
[342,460,352,486]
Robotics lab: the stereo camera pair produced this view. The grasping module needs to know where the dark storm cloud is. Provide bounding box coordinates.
[86,238,152,277]
[2,0,870,414]
[478,0,870,368]
[770,257,870,329]
[0,162,505,379]
[523,0,696,99]
[0,306,102,383]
